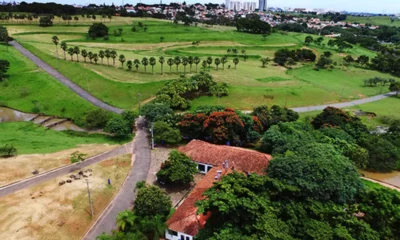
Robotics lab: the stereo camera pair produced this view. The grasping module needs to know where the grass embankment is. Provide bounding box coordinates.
[347,16,400,27]
[0,122,129,154]
[0,44,98,123]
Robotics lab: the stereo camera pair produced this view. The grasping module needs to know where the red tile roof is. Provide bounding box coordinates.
[178,140,272,175]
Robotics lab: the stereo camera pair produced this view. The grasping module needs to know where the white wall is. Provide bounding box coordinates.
[165,230,194,240]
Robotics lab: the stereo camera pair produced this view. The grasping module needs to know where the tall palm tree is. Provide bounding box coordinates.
[206,56,212,68]
[158,56,165,74]
[119,54,126,68]
[88,51,93,63]
[202,60,207,71]
[116,210,136,232]
[174,56,181,73]
[99,50,105,64]
[233,57,239,69]
[105,49,111,66]
[232,48,238,55]
[193,56,200,72]
[60,42,67,60]
[221,56,227,69]
[127,60,133,71]
[93,53,99,64]
[134,59,140,72]
[215,58,221,70]
[52,35,59,58]
[187,56,194,73]
[149,57,156,73]
[67,47,74,61]
[141,57,149,72]
[137,215,165,240]
[227,48,231,55]
[81,49,88,62]
[110,50,117,66]
[73,46,80,62]
[167,58,174,73]
[182,57,188,74]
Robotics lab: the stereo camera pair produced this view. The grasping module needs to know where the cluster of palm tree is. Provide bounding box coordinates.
[227,48,248,61]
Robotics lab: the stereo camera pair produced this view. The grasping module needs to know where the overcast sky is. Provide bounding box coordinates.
[23,0,400,14]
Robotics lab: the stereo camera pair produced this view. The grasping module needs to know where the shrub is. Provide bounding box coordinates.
[88,23,109,39]
[0,144,17,157]
[85,109,111,129]
[70,151,87,163]
[104,116,131,136]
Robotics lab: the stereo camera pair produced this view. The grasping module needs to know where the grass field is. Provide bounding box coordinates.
[0,122,128,154]
[347,16,400,27]
[4,18,399,113]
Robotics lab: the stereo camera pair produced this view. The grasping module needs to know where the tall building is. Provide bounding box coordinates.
[258,0,267,11]
[225,0,231,9]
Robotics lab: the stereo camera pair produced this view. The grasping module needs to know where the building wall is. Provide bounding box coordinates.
[258,0,266,11]
[165,230,194,240]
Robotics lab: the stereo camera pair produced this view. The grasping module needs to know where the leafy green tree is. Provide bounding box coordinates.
[60,41,67,60]
[85,109,111,129]
[73,46,80,62]
[140,103,174,122]
[110,50,117,66]
[141,57,149,72]
[119,54,126,68]
[88,23,108,39]
[105,116,131,136]
[314,36,324,45]
[67,47,74,61]
[233,57,239,69]
[88,51,94,63]
[260,57,271,67]
[134,59,140,72]
[221,56,228,70]
[0,59,10,82]
[52,35,59,58]
[167,58,174,73]
[105,49,111,65]
[153,121,181,144]
[158,56,165,74]
[39,16,52,27]
[182,56,188,74]
[116,210,136,232]
[81,49,88,62]
[127,60,133,71]
[149,57,156,73]
[156,150,197,185]
[214,58,221,70]
[134,185,172,219]
[206,56,213,68]
[389,81,400,95]
[99,50,105,64]
[193,56,201,72]
[187,56,194,73]
[174,56,181,72]
[305,35,314,45]
[202,60,207,71]
[93,53,99,64]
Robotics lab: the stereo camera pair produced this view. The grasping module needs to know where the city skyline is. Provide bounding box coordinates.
[17,0,400,13]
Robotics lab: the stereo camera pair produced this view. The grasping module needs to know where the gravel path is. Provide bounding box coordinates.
[10,41,123,114]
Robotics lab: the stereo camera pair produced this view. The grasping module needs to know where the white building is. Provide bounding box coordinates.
[225,0,257,11]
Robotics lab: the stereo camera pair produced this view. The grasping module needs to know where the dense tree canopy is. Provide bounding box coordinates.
[236,15,271,34]
[134,185,172,219]
[88,23,109,39]
[156,150,198,185]
[274,48,316,66]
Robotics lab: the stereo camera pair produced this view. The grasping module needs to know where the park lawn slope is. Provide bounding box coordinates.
[0,122,129,154]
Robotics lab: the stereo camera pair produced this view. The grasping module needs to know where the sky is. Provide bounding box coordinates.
[22,0,400,14]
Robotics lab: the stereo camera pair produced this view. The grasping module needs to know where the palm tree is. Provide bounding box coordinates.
[105,49,111,66]
[241,49,246,55]
[260,57,271,68]
[119,54,126,68]
[116,210,136,232]
[187,56,194,73]
[93,53,99,64]
[88,51,93,63]
[137,215,165,240]
[60,42,67,60]
[149,57,156,73]
[167,58,174,73]
[127,60,133,71]
[182,57,188,74]
[110,50,117,66]
[193,56,200,72]
[206,56,212,68]
[221,56,227,70]
[174,56,181,73]
[52,35,59,58]
[141,57,149,72]
[99,50,105,64]
[202,60,207,71]
[158,56,165,74]
[232,48,238,55]
[67,47,74,61]
[233,57,239,69]
[227,48,231,55]
[73,46,80,62]
[81,49,88,62]
[133,59,140,72]
[214,58,221,70]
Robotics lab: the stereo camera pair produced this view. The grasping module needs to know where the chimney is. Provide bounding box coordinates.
[224,160,229,169]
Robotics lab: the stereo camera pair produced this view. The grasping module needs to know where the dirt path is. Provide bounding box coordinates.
[10,41,123,114]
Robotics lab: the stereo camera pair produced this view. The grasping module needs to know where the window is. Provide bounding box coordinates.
[186,237,191,240]
[168,230,178,236]
[198,164,206,172]
[207,166,213,172]
[181,236,185,240]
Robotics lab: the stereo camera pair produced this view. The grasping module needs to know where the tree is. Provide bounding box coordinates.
[182,57,188,74]
[305,35,314,45]
[141,57,149,72]
[67,47,74,61]
[73,46,80,62]
[116,210,136,232]
[152,121,182,145]
[105,49,111,65]
[85,109,111,129]
[60,42,67,60]
[156,150,197,185]
[206,56,213,68]
[202,60,207,71]
[88,23,108,39]
[39,16,52,27]
[119,54,126,68]
[174,56,181,72]
[187,56,194,73]
[193,56,201,72]
[167,58,174,73]
[314,36,324,45]
[343,55,354,65]
[159,56,165,74]
[389,81,400,95]
[99,50,105,64]
[233,57,239,69]
[52,35,59,58]
[0,60,10,82]
[88,51,93,63]
[221,56,228,70]
[110,50,117,66]
[134,59,140,72]
[260,57,271,68]
[70,151,87,163]
[149,57,156,73]
[160,36,164,42]
[127,60,133,71]
[268,143,363,203]
[214,58,221,70]
[0,26,9,51]
[0,144,17,157]
[105,116,131,136]
[93,53,99,64]
[81,49,88,62]
[140,103,174,122]
[134,185,172,219]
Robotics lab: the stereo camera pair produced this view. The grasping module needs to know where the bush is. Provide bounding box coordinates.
[39,16,53,27]
[88,23,109,39]
[153,121,181,144]
[134,185,172,219]
[156,150,198,185]
[140,103,174,122]
[0,144,17,157]
[85,109,111,129]
[104,116,131,136]
[70,151,87,163]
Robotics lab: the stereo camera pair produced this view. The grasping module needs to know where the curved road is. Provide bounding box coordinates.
[10,41,123,114]
[83,117,151,239]
[0,143,132,198]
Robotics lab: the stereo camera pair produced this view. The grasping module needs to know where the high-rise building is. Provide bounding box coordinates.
[225,0,231,9]
[258,0,267,11]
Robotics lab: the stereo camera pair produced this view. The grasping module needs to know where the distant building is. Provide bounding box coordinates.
[226,0,256,11]
[258,0,267,11]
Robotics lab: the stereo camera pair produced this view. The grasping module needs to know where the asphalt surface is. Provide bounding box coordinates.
[10,41,123,114]
[83,117,151,239]
[0,143,131,198]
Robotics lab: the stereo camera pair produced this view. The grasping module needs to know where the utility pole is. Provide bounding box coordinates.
[150,122,154,149]
[85,179,94,218]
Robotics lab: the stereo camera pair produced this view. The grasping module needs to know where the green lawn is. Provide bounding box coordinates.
[347,16,400,27]
[0,122,129,154]
[0,44,99,124]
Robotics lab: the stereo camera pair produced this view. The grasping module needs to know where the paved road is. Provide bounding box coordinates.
[10,41,123,114]
[0,143,131,198]
[83,117,151,239]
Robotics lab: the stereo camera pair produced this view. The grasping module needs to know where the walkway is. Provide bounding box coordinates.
[0,143,131,198]
[83,117,151,239]
[10,41,123,114]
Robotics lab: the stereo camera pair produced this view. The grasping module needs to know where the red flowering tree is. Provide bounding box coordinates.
[252,116,263,133]
[203,108,245,144]
[178,113,208,139]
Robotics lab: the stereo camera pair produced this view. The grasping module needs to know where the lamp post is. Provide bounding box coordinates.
[150,122,154,149]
